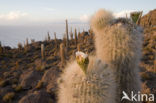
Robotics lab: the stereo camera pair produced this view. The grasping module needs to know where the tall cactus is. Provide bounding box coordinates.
[54,32,58,48]
[47,32,50,41]
[91,9,143,103]
[54,32,57,42]
[70,27,73,40]
[57,56,116,103]
[26,38,29,46]
[66,19,69,49]
[0,41,3,54]
[74,28,78,46]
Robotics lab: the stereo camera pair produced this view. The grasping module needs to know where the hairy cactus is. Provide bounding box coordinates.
[57,56,116,103]
[91,9,143,103]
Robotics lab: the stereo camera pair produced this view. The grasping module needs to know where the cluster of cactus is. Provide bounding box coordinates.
[57,9,143,103]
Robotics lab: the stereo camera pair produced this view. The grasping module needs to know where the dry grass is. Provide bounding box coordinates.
[35,80,43,89]
[3,92,15,102]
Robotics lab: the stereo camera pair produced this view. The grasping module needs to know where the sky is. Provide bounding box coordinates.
[0,0,155,47]
[0,0,156,25]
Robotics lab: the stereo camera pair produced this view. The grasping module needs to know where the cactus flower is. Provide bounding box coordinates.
[76,51,89,74]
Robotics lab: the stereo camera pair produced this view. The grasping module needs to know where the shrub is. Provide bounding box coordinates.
[3,92,15,102]
[15,85,22,92]
[0,80,8,87]
[35,80,43,89]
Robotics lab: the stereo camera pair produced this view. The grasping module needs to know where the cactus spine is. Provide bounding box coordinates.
[91,9,143,103]
[58,57,116,103]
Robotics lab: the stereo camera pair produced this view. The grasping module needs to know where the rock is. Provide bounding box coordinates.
[20,70,42,89]
[18,90,53,103]
[41,68,59,94]
[0,86,13,97]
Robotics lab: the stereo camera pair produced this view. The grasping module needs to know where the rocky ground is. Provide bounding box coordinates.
[0,9,156,103]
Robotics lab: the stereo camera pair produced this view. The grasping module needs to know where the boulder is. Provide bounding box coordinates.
[18,90,53,103]
[20,70,42,89]
[41,68,59,94]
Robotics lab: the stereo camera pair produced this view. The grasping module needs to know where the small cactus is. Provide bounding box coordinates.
[60,43,65,67]
[130,11,143,24]
[18,43,22,51]
[31,39,35,43]
[41,44,45,61]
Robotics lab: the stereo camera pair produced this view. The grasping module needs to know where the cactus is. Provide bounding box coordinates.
[70,27,73,40]
[130,11,143,25]
[57,56,116,103]
[41,44,45,61]
[77,44,81,51]
[47,32,50,41]
[91,9,143,103]
[54,32,57,42]
[60,43,65,67]
[26,38,29,46]
[18,43,22,51]
[66,19,69,49]
[54,32,58,48]
[74,28,78,46]
[31,39,35,43]
[0,41,3,54]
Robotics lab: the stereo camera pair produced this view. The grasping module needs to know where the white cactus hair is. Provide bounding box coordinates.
[91,9,114,32]
[91,9,143,103]
[57,56,116,103]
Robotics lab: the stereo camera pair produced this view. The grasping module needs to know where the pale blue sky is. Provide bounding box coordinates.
[0,0,155,47]
[0,0,155,25]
